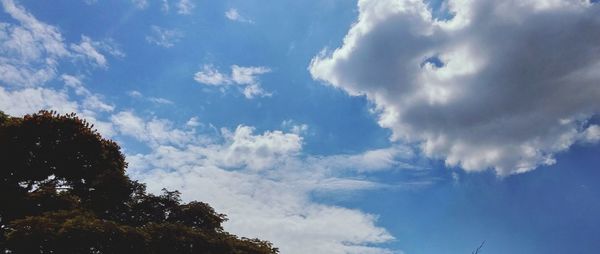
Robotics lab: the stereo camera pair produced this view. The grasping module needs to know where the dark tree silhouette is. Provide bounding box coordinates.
[0,110,278,254]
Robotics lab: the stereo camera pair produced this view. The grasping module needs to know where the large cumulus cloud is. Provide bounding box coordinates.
[310,0,600,175]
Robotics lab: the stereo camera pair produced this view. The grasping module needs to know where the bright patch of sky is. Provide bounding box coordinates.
[1,0,600,253]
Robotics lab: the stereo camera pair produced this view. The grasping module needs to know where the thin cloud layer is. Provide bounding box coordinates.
[310,0,600,175]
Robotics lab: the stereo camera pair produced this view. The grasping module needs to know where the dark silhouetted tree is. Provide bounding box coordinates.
[0,110,278,254]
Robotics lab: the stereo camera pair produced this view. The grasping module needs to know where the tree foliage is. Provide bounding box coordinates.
[0,110,278,254]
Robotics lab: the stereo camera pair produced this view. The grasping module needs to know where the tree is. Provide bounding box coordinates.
[0,110,278,254]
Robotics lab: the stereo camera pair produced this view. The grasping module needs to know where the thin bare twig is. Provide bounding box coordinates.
[472,240,485,254]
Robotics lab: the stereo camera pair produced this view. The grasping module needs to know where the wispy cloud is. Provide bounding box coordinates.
[127,90,174,105]
[0,0,120,86]
[70,35,108,68]
[225,8,253,23]
[145,25,183,48]
[194,64,271,99]
[131,0,148,9]
[281,120,309,135]
[0,0,117,136]
[176,0,194,15]
[0,0,68,87]
[0,75,116,137]
[61,74,114,112]
[159,0,195,15]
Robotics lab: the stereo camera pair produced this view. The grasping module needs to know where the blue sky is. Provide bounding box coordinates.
[1,0,599,253]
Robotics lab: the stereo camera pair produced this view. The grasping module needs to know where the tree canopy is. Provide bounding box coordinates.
[0,110,278,254]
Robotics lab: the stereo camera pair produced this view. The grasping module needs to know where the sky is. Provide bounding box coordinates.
[0,0,599,253]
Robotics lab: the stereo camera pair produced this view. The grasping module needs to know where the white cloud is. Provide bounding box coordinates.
[114,111,421,254]
[310,0,600,176]
[131,0,148,9]
[127,90,143,98]
[186,116,201,127]
[91,38,125,58]
[216,125,303,171]
[0,0,68,87]
[0,86,78,116]
[0,0,118,137]
[176,0,194,15]
[61,74,114,112]
[225,8,253,23]
[0,0,68,57]
[148,97,173,105]
[582,125,600,143]
[0,83,115,137]
[160,0,169,12]
[145,25,183,48]
[0,0,120,87]
[231,65,270,84]
[194,64,272,99]
[282,119,309,135]
[111,111,200,147]
[70,35,108,68]
[452,172,460,183]
[127,90,174,105]
[193,64,230,85]
[310,146,419,173]
[130,158,395,254]
[0,1,117,136]
[159,0,195,15]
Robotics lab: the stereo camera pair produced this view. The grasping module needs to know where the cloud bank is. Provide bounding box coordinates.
[112,111,424,254]
[310,0,600,175]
